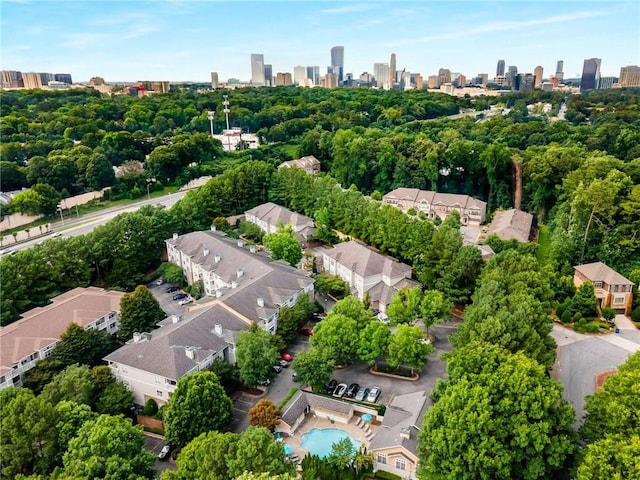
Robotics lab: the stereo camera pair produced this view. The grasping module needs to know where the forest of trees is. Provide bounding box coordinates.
[1,86,639,479]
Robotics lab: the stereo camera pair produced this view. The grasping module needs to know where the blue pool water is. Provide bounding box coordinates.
[301,428,361,458]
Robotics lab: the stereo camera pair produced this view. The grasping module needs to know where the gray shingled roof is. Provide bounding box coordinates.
[487,209,533,243]
[245,203,316,240]
[384,188,487,211]
[370,390,429,455]
[574,262,634,286]
[280,390,309,426]
[104,304,247,379]
[324,241,411,280]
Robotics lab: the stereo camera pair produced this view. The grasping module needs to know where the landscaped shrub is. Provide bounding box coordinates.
[574,318,600,334]
[141,398,158,416]
[574,312,583,322]
[601,307,616,322]
[631,306,640,323]
[556,302,567,319]
[561,310,572,324]
[373,471,402,480]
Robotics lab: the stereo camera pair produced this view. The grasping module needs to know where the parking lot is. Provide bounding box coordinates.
[147,280,192,317]
[326,320,458,406]
[144,433,176,474]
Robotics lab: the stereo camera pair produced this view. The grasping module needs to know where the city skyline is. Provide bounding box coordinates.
[1,1,638,83]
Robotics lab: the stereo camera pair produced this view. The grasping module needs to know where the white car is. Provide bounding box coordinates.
[366,386,382,403]
[178,297,192,306]
[51,232,62,238]
[332,383,348,398]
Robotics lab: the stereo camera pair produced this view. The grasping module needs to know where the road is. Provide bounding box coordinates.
[11,191,188,253]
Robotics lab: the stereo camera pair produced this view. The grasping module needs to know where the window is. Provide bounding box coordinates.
[166,379,177,386]
[613,296,625,304]
[155,376,162,385]
[376,454,387,465]
[395,459,406,471]
[156,390,163,397]
[593,281,602,289]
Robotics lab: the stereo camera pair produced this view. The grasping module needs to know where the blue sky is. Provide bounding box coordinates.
[1,1,638,82]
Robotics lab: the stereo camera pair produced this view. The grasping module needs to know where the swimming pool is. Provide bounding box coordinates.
[301,428,361,458]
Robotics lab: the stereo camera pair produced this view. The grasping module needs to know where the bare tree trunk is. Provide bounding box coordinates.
[581,207,596,262]
[513,158,523,210]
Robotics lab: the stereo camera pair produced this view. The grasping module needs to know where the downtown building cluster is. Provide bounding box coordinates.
[1,70,72,89]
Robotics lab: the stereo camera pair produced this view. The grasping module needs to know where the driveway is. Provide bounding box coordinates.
[147,281,191,318]
[144,433,176,476]
[551,321,640,427]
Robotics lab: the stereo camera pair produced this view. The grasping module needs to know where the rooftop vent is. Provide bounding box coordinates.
[185,347,195,360]
[214,323,223,336]
[171,314,181,324]
[211,225,216,231]
[257,297,264,307]
[203,248,210,256]
[400,427,411,439]
[237,268,244,278]
[172,233,179,240]
[249,245,256,253]
[214,254,221,263]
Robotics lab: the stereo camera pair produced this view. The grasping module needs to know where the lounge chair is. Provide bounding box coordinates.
[355,417,362,427]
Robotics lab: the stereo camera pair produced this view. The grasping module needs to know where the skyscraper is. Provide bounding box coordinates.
[330,46,344,83]
[555,60,564,82]
[373,63,389,88]
[438,68,451,85]
[54,73,72,84]
[1,70,23,87]
[389,53,396,88]
[210,72,219,89]
[264,64,273,87]
[496,60,505,77]
[307,66,320,86]
[22,72,42,89]
[250,54,265,86]
[619,65,640,87]
[533,66,543,88]
[507,65,518,88]
[293,65,307,86]
[580,58,601,92]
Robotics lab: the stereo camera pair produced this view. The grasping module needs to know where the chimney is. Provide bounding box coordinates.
[171,314,181,324]
[249,245,256,253]
[237,268,244,278]
[172,233,178,240]
[185,347,195,360]
[203,248,210,256]
[214,254,221,263]
[237,239,245,248]
[214,323,223,336]
[215,289,223,298]
[257,297,264,307]
[400,427,411,439]
[231,280,238,289]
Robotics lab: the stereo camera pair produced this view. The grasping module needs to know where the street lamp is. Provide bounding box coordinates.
[146,182,152,201]
[207,110,215,138]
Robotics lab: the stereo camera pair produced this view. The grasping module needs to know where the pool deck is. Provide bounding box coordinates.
[282,414,377,460]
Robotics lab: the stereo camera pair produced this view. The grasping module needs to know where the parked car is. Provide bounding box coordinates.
[292,370,300,382]
[332,383,348,398]
[312,313,326,322]
[325,379,338,394]
[366,386,382,403]
[166,286,179,293]
[156,278,166,286]
[300,327,313,336]
[280,352,293,362]
[273,365,283,374]
[345,383,360,398]
[355,387,370,402]
[173,292,187,301]
[178,297,192,306]
[259,378,271,386]
[158,444,173,461]
[277,359,290,368]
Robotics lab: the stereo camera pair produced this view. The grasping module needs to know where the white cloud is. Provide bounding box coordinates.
[320,3,378,15]
[61,32,110,48]
[392,10,607,46]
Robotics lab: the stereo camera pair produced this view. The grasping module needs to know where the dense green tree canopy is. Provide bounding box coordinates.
[418,344,576,480]
[291,347,335,393]
[164,371,233,447]
[118,285,167,341]
[235,324,280,387]
[226,427,294,479]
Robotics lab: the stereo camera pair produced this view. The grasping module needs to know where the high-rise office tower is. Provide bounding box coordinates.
[389,53,396,87]
[580,58,601,92]
[555,60,564,82]
[210,72,219,89]
[275,72,292,86]
[307,66,320,86]
[427,75,437,88]
[507,65,518,88]
[54,73,72,84]
[22,72,42,89]
[264,64,273,86]
[517,73,535,92]
[331,46,344,83]
[438,68,451,85]
[534,66,543,88]
[1,70,23,88]
[250,54,265,86]
[619,65,640,87]
[496,60,505,76]
[597,77,617,89]
[293,65,306,86]
[373,63,389,88]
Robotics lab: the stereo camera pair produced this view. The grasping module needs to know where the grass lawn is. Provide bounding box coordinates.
[280,143,300,158]
[537,224,551,263]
